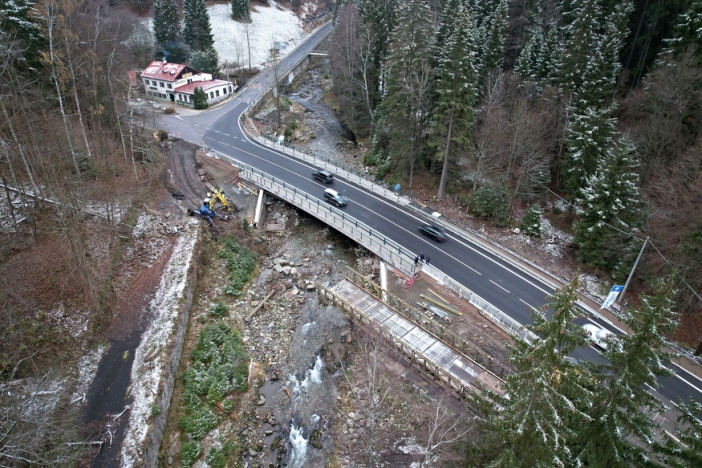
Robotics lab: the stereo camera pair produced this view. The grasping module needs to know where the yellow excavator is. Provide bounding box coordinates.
[206,186,231,211]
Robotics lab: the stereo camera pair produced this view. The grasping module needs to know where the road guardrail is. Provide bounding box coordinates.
[212,151,417,275]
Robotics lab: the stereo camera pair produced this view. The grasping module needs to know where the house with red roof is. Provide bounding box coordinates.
[140,59,235,106]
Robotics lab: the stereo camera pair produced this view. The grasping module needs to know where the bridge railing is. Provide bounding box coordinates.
[212,150,416,275]
[255,132,414,203]
[318,283,484,400]
[420,264,538,344]
[215,146,536,346]
[344,268,512,378]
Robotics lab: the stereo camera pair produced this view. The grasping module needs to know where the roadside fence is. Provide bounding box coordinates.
[420,263,538,344]
[251,132,414,204]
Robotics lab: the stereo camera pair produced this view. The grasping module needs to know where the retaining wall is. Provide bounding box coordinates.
[120,222,202,467]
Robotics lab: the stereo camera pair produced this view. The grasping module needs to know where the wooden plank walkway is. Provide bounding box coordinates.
[329,280,503,396]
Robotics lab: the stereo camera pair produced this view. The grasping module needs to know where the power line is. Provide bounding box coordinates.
[535,181,701,303]
[648,239,702,303]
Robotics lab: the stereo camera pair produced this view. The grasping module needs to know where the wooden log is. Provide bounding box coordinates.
[246,290,276,321]
[427,288,450,305]
[420,294,462,316]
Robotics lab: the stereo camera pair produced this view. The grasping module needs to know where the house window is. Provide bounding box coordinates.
[159,82,164,87]
[215,90,220,97]
[209,92,214,99]
[223,88,227,95]
[228,86,232,93]
[167,83,172,89]
[187,79,192,84]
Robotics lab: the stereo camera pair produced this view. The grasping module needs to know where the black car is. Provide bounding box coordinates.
[418,224,446,242]
[324,189,347,207]
[312,169,334,183]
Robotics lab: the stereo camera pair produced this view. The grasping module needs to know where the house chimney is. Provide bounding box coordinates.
[162,57,167,63]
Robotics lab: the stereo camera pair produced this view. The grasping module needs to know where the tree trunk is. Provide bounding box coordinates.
[1,100,41,200]
[67,44,94,160]
[127,85,138,180]
[45,3,81,175]
[107,51,130,166]
[438,113,453,198]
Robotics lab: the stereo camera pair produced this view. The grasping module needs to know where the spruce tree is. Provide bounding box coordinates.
[184,0,214,52]
[357,0,399,101]
[536,27,560,82]
[480,0,508,80]
[471,184,510,227]
[520,204,542,237]
[231,0,250,22]
[469,276,593,467]
[654,398,702,467]
[193,87,208,109]
[571,277,679,466]
[515,31,541,79]
[153,0,183,61]
[0,0,45,70]
[661,1,702,63]
[558,0,605,109]
[191,47,219,75]
[430,0,462,70]
[597,1,633,94]
[376,0,433,184]
[562,106,617,199]
[429,1,478,198]
[557,0,632,110]
[572,136,642,274]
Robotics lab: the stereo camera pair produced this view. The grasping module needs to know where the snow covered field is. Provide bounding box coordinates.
[143,2,305,69]
[209,2,304,69]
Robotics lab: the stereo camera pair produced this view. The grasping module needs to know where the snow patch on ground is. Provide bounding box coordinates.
[142,2,305,70]
[578,273,608,301]
[71,345,107,406]
[120,220,200,467]
[209,2,304,69]
[538,216,573,260]
[132,213,159,238]
[82,201,130,224]
[42,304,91,339]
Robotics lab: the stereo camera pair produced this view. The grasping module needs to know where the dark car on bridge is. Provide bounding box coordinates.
[324,189,347,207]
[312,169,334,183]
[418,224,447,242]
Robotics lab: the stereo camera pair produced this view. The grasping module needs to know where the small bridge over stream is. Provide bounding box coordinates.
[318,270,508,400]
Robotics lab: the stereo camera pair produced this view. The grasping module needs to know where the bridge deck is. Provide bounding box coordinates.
[330,280,503,395]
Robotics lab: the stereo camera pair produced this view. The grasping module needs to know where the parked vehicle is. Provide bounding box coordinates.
[324,189,347,207]
[418,224,447,242]
[582,324,614,350]
[312,169,334,183]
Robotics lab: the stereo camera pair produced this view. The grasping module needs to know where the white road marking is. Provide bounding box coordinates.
[490,280,510,294]
[670,361,702,384]
[203,134,486,277]
[519,298,534,310]
[673,373,702,394]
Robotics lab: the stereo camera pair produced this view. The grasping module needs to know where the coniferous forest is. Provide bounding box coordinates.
[1,0,702,465]
[328,2,702,463]
[330,0,702,342]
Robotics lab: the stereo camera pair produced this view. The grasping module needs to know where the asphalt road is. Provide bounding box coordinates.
[160,22,702,410]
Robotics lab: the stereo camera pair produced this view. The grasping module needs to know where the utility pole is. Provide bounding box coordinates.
[617,236,649,304]
[271,39,282,129]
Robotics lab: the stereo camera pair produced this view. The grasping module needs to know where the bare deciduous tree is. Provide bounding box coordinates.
[340,325,405,466]
[419,402,475,467]
[0,369,88,466]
